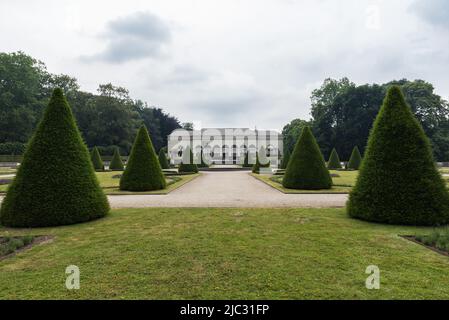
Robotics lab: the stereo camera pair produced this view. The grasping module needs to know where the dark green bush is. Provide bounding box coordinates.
[0,88,110,227]
[347,86,449,226]
[197,149,209,168]
[120,125,166,191]
[252,147,271,173]
[90,146,104,171]
[109,147,124,171]
[0,142,26,155]
[158,148,170,169]
[327,148,342,169]
[282,126,332,190]
[281,148,291,169]
[347,146,362,170]
[178,146,199,173]
[242,151,252,168]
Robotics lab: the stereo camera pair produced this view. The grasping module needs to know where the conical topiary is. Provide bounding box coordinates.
[120,125,166,191]
[109,147,124,171]
[347,86,449,226]
[252,147,271,173]
[197,149,209,168]
[91,147,104,171]
[347,146,362,170]
[327,148,342,169]
[0,88,109,227]
[178,146,199,173]
[282,126,332,189]
[242,151,252,168]
[281,148,291,169]
[158,148,170,169]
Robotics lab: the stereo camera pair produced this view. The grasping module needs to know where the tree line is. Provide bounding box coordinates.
[0,51,181,155]
[282,78,449,161]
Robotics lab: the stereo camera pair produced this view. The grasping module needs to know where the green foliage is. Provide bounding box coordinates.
[281,148,291,169]
[178,147,199,173]
[282,126,332,190]
[0,88,110,227]
[120,125,166,191]
[0,142,26,155]
[327,148,342,169]
[242,152,252,168]
[252,147,271,173]
[91,147,104,171]
[158,148,170,169]
[415,228,449,251]
[347,146,362,170]
[197,149,209,168]
[109,147,124,171]
[347,86,449,226]
[282,119,311,155]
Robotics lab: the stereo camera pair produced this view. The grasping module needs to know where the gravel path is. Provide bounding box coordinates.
[108,171,348,208]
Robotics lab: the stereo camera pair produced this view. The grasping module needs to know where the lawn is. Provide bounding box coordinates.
[0,172,200,195]
[0,207,449,299]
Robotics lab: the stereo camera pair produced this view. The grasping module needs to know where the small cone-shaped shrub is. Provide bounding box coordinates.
[281,148,291,169]
[347,146,362,170]
[120,125,166,191]
[178,146,199,173]
[252,147,271,173]
[91,147,104,171]
[198,149,209,168]
[327,148,342,169]
[348,86,449,226]
[158,148,170,169]
[282,126,332,189]
[243,151,252,168]
[109,147,124,171]
[0,88,109,227]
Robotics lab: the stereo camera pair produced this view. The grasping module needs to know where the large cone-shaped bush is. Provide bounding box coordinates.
[281,148,291,169]
[347,146,362,170]
[327,148,342,169]
[91,146,104,171]
[178,146,199,173]
[120,125,166,191]
[347,86,449,226]
[158,148,170,169]
[0,88,110,227]
[109,147,124,171]
[282,126,332,189]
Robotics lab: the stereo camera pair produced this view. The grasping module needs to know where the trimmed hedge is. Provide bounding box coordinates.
[347,86,449,226]
[252,147,270,173]
[158,148,170,169]
[347,146,362,170]
[0,88,110,227]
[242,152,252,168]
[178,146,199,173]
[281,148,291,169]
[91,146,104,171]
[0,142,26,155]
[198,149,209,168]
[282,126,332,190]
[109,147,124,171]
[327,148,342,169]
[120,125,166,191]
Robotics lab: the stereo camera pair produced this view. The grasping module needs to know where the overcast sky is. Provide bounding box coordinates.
[1,0,448,130]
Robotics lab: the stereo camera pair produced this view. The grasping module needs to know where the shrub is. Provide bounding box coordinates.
[90,146,104,171]
[158,148,170,169]
[0,142,26,155]
[0,88,110,227]
[120,125,166,191]
[252,147,271,173]
[347,146,362,170]
[197,149,209,168]
[282,126,332,189]
[347,86,449,226]
[178,146,199,173]
[242,151,252,168]
[109,147,124,171]
[281,148,291,169]
[327,148,342,169]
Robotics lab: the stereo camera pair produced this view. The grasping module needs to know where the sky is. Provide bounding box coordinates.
[0,0,448,130]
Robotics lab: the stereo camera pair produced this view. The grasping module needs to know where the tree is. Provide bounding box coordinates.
[178,146,199,173]
[281,148,291,169]
[327,148,342,169]
[0,88,109,227]
[282,126,332,190]
[347,146,362,170]
[347,86,449,226]
[90,146,104,171]
[120,125,166,191]
[109,147,124,171]
[158,148,170,169]
[282,119,311,155]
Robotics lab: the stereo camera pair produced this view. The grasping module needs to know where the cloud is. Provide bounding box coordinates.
[409,0,449,30]
[82,11,171,63]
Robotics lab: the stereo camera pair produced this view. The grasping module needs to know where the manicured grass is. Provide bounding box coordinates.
[251,172,354,194]
[0,172,200,195]
[414,228,449,253]
[0,207,449,299]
